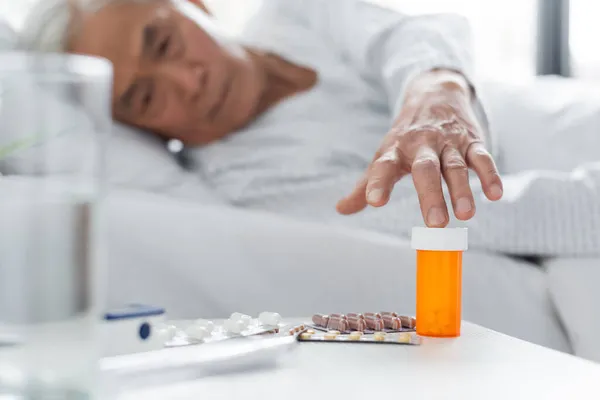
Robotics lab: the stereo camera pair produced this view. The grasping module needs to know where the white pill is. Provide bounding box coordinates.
[374,332,386,342]
[258,312,282,326]
[397,333,411,344]
[158,324,178,341]
[299,332,314,340]
[230,312,252,321]
[230,313,253,327]
[223,318,246,334]
[185,325,210,340]
[193,319,215,333]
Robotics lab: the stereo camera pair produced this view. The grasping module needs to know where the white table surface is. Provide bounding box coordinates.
[115,322,600,400]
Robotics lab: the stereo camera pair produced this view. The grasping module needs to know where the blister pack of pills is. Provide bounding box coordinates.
[309,312,416,334]
[158,312,302,348]
[297,329,421,346]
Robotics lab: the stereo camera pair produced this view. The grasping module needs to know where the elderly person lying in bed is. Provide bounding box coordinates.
[21,0,600,256]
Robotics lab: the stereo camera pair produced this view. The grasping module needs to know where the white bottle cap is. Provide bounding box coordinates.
[411,227,468,251]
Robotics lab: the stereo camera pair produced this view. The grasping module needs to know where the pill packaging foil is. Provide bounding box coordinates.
[298,331,422,346]
[160,320,303,348]
[307,324,415,335]
[309,313,417,334]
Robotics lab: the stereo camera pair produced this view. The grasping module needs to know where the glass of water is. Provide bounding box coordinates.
[0,53,111,399]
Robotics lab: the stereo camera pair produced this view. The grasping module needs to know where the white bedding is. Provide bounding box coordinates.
[546,257,600,362]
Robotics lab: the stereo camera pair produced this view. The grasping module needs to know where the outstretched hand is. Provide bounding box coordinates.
[336,70,503,227]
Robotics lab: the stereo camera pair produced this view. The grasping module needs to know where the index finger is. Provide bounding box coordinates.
[336,174,369,215]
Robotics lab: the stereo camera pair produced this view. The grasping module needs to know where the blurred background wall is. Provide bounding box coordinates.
[3,0,598,81]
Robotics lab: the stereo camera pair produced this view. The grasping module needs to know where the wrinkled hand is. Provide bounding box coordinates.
[337,70,503,227]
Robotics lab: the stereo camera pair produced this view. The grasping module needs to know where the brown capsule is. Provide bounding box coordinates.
[399,316,417,329]
[382,315,402,330]
[312,314,330,328]
[347,316,367,331]
[347,313,364,320]
[380,312,398,318]
[329,314,347,320]
[364,312,382,319]
[327,316,349,332]
[364,315,385,331]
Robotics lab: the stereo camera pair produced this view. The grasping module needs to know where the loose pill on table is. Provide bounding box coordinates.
[373,332,386,341]
[258,312,282,326]
[365,315,385,331]
[306,329,315,334]
[349,332,363,341]
[347,316,367,332]
[312,314,330,328]
[193,319,215,333]
[382,315,402,330]
[327,316,349,332]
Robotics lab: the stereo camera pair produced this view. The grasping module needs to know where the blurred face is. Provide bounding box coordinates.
[69,0,267,145]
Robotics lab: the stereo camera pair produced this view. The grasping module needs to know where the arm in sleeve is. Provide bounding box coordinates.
[299,2,471,106]
[293,0,494,153]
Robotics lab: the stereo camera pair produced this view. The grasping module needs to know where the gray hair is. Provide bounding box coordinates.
[19,0,155,52]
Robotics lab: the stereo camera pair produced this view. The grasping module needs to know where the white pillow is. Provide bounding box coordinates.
[0,54,223,204]
[105,124,224,204]
[481,77,600,174]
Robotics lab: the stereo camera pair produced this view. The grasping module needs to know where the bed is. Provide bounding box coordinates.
[0,176,571,355]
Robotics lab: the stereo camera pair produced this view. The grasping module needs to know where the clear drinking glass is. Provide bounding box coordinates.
[0,53,111,399]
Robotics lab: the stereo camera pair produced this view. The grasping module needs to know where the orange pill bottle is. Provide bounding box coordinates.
[411,227,468,337]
